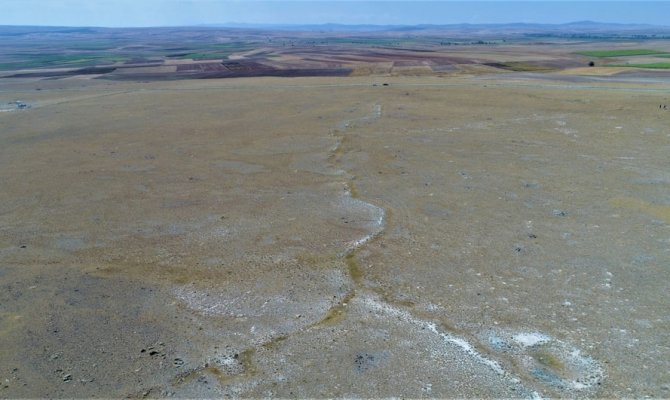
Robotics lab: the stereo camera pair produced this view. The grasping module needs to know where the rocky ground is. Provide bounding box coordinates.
[1,72,669,398]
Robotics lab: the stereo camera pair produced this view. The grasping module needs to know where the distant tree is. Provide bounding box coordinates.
[588,61,595,67]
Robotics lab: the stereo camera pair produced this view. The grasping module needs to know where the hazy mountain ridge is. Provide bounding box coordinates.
[2,21,670,36]
[208,20,670,33]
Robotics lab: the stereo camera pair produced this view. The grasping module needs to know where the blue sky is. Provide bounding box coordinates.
[0,1,668,27]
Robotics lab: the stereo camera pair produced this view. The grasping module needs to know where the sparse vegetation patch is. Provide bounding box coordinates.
[608,62,670,69]
[576,49,669,57]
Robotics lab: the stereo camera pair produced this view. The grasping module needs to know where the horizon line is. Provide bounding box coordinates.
[1,20,668,30]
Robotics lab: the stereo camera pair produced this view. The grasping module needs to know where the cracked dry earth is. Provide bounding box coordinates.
[1,74,669,398]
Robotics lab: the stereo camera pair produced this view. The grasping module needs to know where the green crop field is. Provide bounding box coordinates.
[0,54,128,71]
[576,49,669,57]
[178,53,222,60]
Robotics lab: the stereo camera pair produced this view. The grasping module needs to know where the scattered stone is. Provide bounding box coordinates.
[173,358,184,367]
[552,209,567,217]
[143,343,167,358]
[354,353,376,373]
[353,351,389,373]
[62,374,72,382]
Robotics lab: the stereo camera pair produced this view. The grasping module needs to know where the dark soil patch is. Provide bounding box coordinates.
[101,66,352,81]
[485,62,555,72]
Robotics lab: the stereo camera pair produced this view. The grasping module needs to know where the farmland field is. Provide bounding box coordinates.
[576,49,669,57]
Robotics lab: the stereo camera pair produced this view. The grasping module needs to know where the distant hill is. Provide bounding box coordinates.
[2,21,670,38]
[207,21,670,35]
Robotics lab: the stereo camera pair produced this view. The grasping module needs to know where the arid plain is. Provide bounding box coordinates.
[1,27,670,398]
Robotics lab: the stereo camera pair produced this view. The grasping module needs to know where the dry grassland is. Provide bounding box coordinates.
[1,72,669,397]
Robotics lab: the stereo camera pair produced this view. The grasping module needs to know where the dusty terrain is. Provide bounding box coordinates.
[1,40,670,397]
